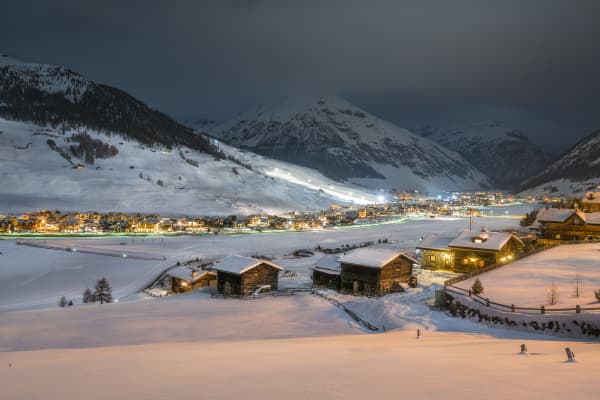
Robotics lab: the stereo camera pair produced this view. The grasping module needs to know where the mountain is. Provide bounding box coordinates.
[418,123,551,189]
[0,117,380,215]
[0,55,221,157]
[0,56,381,214]
[519,128,600,196]
[212,96,491,192]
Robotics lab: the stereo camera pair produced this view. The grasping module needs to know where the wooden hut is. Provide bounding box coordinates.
[213,256,283,297]
[338,248,416,296]
[535,209,600,241]
[582,192,600,212]
[448,230,525,273]
[416,234,455,271]
[166,267,216,293]
[311,255,341,290]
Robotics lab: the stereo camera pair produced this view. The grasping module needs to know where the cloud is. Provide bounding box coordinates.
[1,0,599,149]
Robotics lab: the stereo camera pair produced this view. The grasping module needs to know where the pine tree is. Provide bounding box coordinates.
[82,288,93,303]
[94,277,113,304]
[59,296,67,308]
[472,278,484,295]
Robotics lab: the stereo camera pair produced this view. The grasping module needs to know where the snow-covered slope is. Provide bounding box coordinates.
[0,117,380,214]
[213,96,491,192]
[419,123,550,189]
[520,129,600,197]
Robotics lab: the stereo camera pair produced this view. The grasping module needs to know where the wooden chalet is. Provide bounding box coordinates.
[311,255,341,290]
[535,208,600,242]
[416,234,455,271]
[447,230,525,273]
[338,248,416,296]
[212,256,283,297]
[582,192,600,212]
[166,267,216,294]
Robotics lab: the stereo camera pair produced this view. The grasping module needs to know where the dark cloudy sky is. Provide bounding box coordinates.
[2,0,599,152]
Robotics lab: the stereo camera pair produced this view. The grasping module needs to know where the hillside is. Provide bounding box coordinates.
[0,55,221,157]
[213,96,491,192]
[520,128,600,196]
[419,123,550,189]
[0,117,379,215]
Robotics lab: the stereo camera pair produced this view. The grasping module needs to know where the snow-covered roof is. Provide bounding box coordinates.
[312,255,341,274]
[212,255,283,275]
[417,234,454,251]
[167,267,215,281]
[339,248,416,269]
[536,208,576,223]
[448,230,522,251]
[582,192,600,204]
[580,212,600,225]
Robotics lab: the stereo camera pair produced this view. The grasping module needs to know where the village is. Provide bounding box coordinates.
[0,190,534,235]
[131,191,600,310]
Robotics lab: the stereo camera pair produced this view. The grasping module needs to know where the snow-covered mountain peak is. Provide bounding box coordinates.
[214,96,491,192]
[0,54,90,102]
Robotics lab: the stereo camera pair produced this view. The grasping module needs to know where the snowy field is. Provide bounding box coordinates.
[1,330,599,400]
[0,208,530,312]
[456,243,600,308]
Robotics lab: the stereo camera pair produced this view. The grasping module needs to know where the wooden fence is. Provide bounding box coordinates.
[445,285,600,315]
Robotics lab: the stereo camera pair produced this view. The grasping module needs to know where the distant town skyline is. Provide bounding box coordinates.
[2,0,600,152]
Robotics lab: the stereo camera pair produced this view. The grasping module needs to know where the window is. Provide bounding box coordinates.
[429,255,437,262]
[555,234,561,240]
[479,260,484,267]
[463,258,469,265]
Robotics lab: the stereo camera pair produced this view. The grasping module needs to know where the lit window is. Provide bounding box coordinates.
[429,255,437,262]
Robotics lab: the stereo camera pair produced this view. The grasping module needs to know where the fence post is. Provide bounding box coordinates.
[486,298,490,307]
[576,305,581,314]
[541,305,545,314]
[468,289,472,297]
[511,304,515,312]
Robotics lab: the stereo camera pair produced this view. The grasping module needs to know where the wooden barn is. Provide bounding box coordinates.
[166,267,216,293]
[582,192,600,212]
[213,256,283,297]
[416,234,455,271]
[535,208,600,241]
[311,255,341,290]
[448,230,525,273]
[338,248,416,296]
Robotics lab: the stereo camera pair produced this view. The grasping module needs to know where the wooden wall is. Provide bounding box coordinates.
[420,249,454,271]
[217,271,242,296]
[240,263,280,296]
[312,270,341,290]
[543,217,600,241]
[340,255,413,296]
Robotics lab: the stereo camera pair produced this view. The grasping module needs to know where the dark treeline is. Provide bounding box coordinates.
[69,132,119,165]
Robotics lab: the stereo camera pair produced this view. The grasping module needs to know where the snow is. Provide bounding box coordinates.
[448,230,521,251]
[2,205,600,399]
[338,247,413,268]
[2,324,599,399]
[0,117,380,215]
[214,96,491,191]
[212,255,283,275]
[582,191,600,204]
[0,55,90,102]
[313,254,341,272]
[456,243,600,307]
[417,233,455,251]
[536,208,576,223]
[166,266,213,281]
